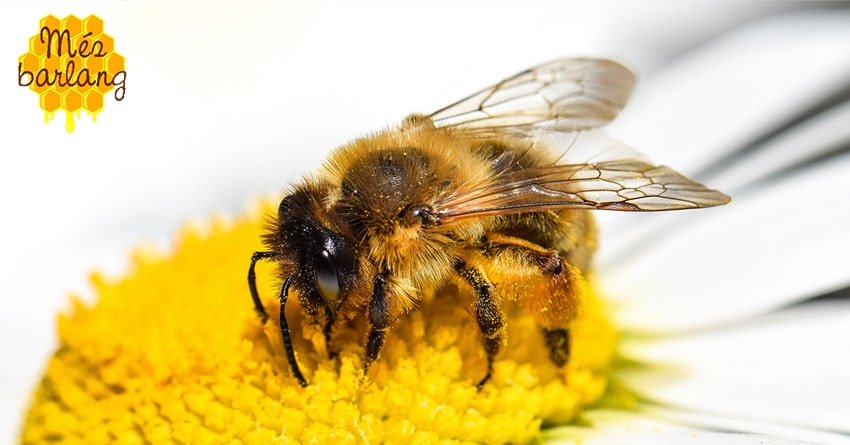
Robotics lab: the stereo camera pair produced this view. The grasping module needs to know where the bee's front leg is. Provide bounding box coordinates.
[455,262,506,390]
[248,251,308,387]
[277,276,308,387]
[364,273,390,373]
[248,251,276,322]
[322,306,338,359]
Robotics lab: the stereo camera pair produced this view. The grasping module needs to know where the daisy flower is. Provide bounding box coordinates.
[6,4,850,445]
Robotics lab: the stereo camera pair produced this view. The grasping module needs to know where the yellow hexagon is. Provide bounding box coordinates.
[84,53,104,73]
[39,52,60,77]
[83,90,104,113]
[61,15,82,39]
[72,25,103,59]
[106,52,125,73]
[39,15,60,34]
[39,90,61,112]
[95,34,114,55]
[95,54,118,94]
[70,33,84,58]
[73,69,93,93]
[52,57,72,94]
[33,15,67,58]
[28,35,48,57]
[62,90,83,112]
[53,83,71,95]
[19,52,40,74]
[30,82,50,94]
[19,53,48,94]
[82,15,103,37]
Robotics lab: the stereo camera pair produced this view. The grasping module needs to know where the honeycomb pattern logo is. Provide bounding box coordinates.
[17,15,126,133]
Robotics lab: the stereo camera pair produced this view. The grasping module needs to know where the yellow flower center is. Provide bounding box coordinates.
[21,200,618,444]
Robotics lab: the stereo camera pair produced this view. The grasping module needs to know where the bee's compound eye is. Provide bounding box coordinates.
[315,249,341,302]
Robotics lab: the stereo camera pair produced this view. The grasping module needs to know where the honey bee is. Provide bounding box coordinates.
[248,58,730,389]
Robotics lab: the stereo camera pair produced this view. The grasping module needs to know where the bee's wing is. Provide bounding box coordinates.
[429,58,636,137]
[434,160,731,224]
[428,58,728,223]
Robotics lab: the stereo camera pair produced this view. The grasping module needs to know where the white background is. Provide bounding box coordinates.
[0,2,845,443]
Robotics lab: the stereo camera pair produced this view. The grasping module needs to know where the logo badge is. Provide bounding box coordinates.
[17,15,126,133]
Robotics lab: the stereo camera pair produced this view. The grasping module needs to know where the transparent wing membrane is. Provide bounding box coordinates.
[427,57,729,223]
[430,58,636,135]
[436,161,731,224]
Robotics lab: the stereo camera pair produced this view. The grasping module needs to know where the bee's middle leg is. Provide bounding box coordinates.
[455,262,506,390]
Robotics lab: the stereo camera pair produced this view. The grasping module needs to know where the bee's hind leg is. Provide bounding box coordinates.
[455,262,506,390]
[542,327,570,367]
[478,233,582,370]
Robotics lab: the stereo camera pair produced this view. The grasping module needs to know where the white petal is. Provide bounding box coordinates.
[541,408,691,443]
[639,406,850,445]
[599,9,850,255]
[701,101,850,195]
[597,99,850,271]
[596,152,850,332]
[543,409,824,444]
[608,8,850,183]
[618,300,850,435]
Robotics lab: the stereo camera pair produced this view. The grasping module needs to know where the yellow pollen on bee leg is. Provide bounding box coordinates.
[20,199,619,444]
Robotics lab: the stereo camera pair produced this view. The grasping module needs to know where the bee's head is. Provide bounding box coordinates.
[265,183,359,316]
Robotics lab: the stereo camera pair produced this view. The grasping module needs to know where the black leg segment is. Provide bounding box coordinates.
[248,251,277,322]
[278,276,308,387]
[364,273,390,370]
[542,328,570,368]
[323,305,337,359]
[455,262,505,390]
